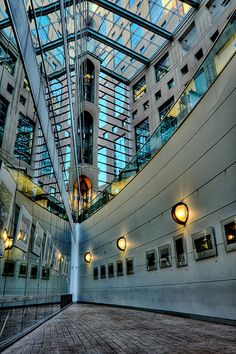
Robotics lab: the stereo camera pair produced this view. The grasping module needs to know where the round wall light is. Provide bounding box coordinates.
[116,236,126,251]
[84,252,92,263]
[171,202,189,225]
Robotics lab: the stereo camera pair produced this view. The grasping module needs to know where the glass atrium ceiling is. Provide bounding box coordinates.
[0,0,195,82]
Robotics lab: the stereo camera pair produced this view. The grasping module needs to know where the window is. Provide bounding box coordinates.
[154,53,170,82]
[114,36,123,67]
[179,22,197,51]
[130,23,142,49]
[50,187,56,196]
[7,83,14,94]
[158,244,172,268]
[191,227,217,260]
[143,101,149,110]
[146,250,157,271]
[112,126,118,134]
[19,95,26,106]
[23,78,30,92]
[149,2,163,23]
[14,113,35,164]
[0,95,9,148]
[135,118,150,152]
[41,267,50,280]
[0,43,16,75]
[100,265,106,279]
[117,260,123,276]
[19,263,27,277]
[210,30,219,42]
[108,263,114,278]
[167,78,175,89]
[181,64,189,75]
[221,215,236,252]
[114,137,126,175]
[133,77,146,102]
[174,234,188,267]
[155,90,161,101]
[103,132,108,139]
[2,260,15,276]
[98,147,107,187]
[30,265,38,279]
[158,96,174,120]
[132,110,138,120]
[41,146,53,175]
[126,258,134,275]
[195,48,204,61]
[93,267,98,280]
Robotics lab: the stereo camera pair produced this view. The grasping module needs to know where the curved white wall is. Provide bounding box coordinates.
[78,56,236,322]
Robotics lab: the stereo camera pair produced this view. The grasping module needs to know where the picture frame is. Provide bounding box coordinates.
[173,234,188,267]
[146,249,157,271]
[191,227,217,260]
[220,215,236,252]
[31,221,44,256]
[158,244,172,268]
[42,231,52,267]
[14,204,32,253]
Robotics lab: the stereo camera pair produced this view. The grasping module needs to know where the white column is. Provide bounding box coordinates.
[70,223,80,302]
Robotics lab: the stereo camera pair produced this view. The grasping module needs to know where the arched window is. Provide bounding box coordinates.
[72,176,92,210]
[82,59,95,103]
[78,111,93,165]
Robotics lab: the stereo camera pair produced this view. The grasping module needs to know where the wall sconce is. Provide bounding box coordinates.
[84,252,92,263]
[58,252,62,261]
[4,236,13,250]
[116,236,126,251]
[171,202,189,225]
[2,228,8,242]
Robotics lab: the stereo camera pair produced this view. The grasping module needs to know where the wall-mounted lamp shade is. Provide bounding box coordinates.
[171,202,189,225]
[116,236,126,251]
[84,252,92,263]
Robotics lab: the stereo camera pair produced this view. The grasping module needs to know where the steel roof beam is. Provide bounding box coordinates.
[49,63,129,84]
[36,28,149,65]
[179,0,200,9]
[1,0,175,40]
[91,0,173,40]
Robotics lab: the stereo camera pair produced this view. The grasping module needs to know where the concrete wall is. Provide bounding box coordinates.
[78,55,236,321]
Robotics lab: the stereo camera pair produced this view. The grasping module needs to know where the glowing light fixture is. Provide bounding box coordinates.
[4,236,13,250]
[84,252,92,263]
[116,236,126,251]
[2,228,8,242]
[171,202,189,225]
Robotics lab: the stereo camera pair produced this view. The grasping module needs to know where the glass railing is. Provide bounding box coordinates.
[79,11,236,222]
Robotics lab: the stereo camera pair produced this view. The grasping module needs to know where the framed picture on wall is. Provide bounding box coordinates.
[14,204,32,253]
[32,221,44,256]
[42,231,51,267]
[221,215,236,252]
[191,227,217,260]
[158,244,172,268]
[173,234,188,267]
[53,248,60,272]
[0,162,16,235]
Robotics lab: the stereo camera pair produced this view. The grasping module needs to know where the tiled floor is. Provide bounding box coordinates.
[3,304,236,353]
